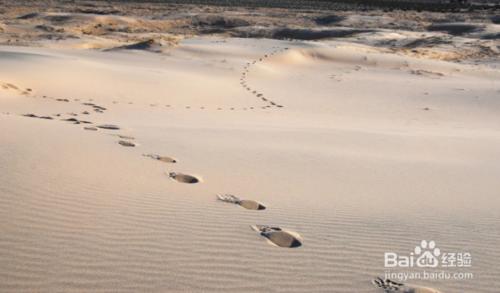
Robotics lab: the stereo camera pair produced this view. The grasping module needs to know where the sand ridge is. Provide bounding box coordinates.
[1,36,499,293]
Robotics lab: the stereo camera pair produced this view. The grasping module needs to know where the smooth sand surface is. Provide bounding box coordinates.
[1,35,500,292]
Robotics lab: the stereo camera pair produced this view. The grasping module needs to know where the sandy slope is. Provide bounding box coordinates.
[1,37,500,292]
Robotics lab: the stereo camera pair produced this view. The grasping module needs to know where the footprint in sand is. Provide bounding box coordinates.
[251,225,302,248]
[143,153,177,163]
[62,118,79,123]
[83,103,107,113]
[97,124,120,130]
[84,126,98,131]
[116,135,134,140]
[410,69,444,79]
[62,118,91,124]
[118,140,136,147]
[372,277,442,293]
[217,194,266,210]
[168,172,200,184]
[1,82,32,96]
[23,113,53,120]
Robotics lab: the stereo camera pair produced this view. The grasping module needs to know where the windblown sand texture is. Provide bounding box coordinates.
[0,1,499,292]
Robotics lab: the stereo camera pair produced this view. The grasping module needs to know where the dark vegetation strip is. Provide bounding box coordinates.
[110,0,500,12]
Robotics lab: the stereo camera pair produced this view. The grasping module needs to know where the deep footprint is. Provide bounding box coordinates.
[372,277,442,293]
[217,194,266,210]
[23,113,53,120]
[251,225,302,248]
[169,172,200,184]
[97,124,120,130]
[62,118,79,123]
[143,154,177,163]
[118,140,136,147]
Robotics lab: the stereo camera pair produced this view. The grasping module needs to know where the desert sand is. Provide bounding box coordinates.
[0,1,499,292]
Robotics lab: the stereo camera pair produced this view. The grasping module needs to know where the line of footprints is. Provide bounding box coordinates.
[1,46,288,112]
[2,50,300,248]
[143,144,302,248]
[26,114,304,248]
[16,110,438,291]
[8,110,441,287]
[3,59,445,290]
[2,46,449,290]
[240,46,287,109]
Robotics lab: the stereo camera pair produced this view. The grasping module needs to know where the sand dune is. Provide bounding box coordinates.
[0,1,499,292]
[1,36,499,292]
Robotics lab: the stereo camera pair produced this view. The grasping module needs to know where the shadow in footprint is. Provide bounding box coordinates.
[251,225,302,248]
[62,118,79,123]
[217,194,266,210]
[169,172,200,184]
[23,113,52,120]
[97,124,120,130]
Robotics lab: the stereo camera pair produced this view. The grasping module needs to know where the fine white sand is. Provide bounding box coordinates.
[1,35,500,292]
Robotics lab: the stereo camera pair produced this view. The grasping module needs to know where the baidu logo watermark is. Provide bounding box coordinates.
[384,240,473,281]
